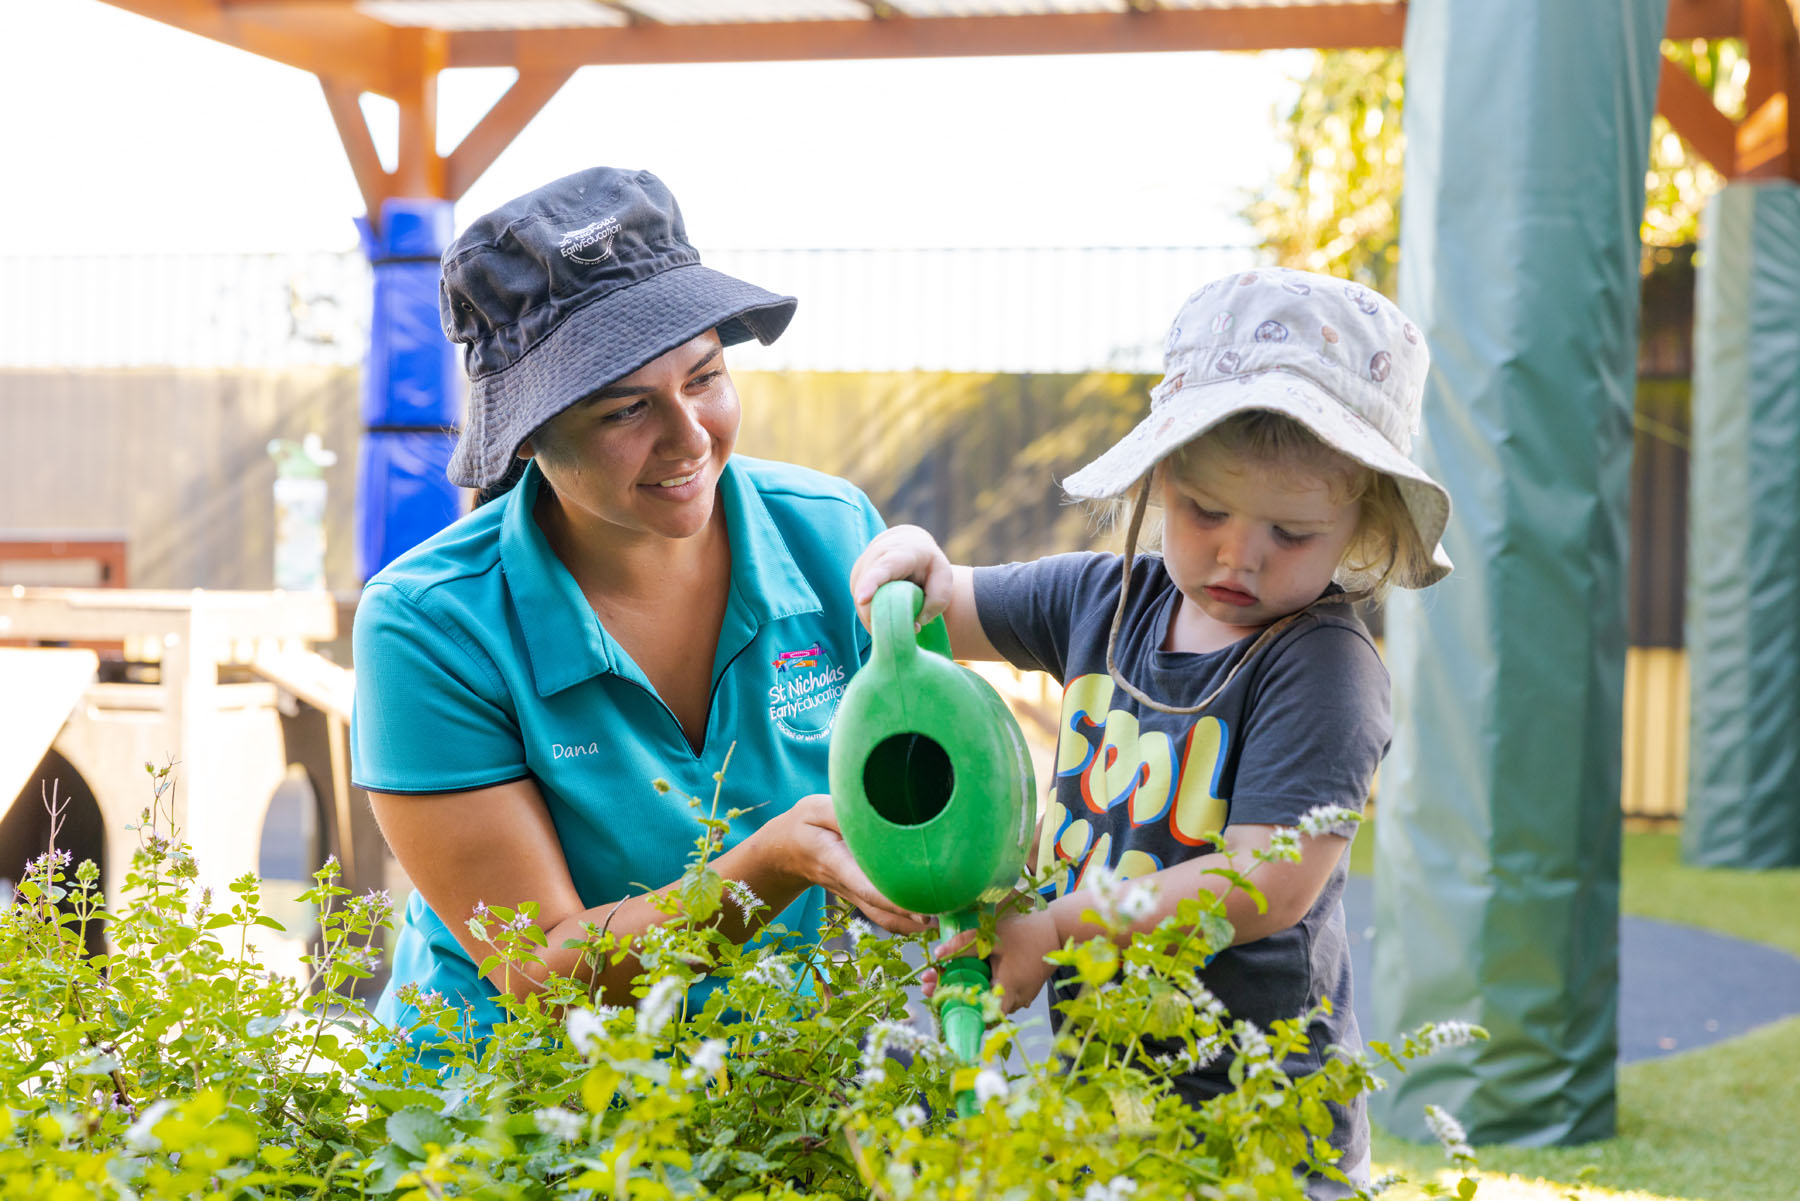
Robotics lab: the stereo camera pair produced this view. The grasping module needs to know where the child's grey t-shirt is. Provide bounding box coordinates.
[973,550,1388,1169]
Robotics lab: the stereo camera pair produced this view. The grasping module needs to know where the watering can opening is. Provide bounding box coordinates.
[862,732,955,828]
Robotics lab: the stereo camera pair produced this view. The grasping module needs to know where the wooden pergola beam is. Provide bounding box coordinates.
[1666,0,1747,39]
[446,69,577,201]
[319,77,390,218]
[1736,0,1798,175]
[99,0,1800,206]
[103,0,401,95]
[448,6,1412,70]
[392,28,447,199]
[1657,53,1742,170]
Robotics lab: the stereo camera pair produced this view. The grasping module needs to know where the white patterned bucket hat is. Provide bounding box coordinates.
[1065,266,1452,590]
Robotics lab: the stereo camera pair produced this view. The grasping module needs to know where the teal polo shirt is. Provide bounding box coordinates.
[351,455,883,1042]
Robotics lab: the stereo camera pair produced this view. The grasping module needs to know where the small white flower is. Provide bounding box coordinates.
[1297,804,1364,837]
[1117,879,1157,922]
[859,1065,888,1086]
[689,1038,728,1079]
[1424,1104,1474,1159]
[124,1100,176,1152]
[565,1006,609,1054]
[1081,1177,1139,1201]
[727,879,765,917]
[895,1103,927,1130]
[744,957,795,989]
[534,1107,584,1142]
[1267,827,1303,862]
[1368,1172,1403,1195]
[862,1017,941,1070]
[1422,1020,1481,1051]
[637,977,683,1037]
[972,1067,1009,1104]
[845,917,873,946]
[1188,1034,1227,1070]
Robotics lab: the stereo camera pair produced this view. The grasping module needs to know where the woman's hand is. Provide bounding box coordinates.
[925,908,1064,1015]
[774,794,936,935]
[850,525,956,629]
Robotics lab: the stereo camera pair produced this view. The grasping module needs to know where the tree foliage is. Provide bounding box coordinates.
[1243,51,1405,297]
[1246,42,1748,296]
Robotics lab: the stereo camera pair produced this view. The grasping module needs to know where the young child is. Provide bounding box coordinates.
[849,267,1452,1197]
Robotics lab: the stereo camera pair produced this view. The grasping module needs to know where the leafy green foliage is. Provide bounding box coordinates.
[1243,50,1406,297]
[1245,42,1746,295]
[0,766,1480,1199]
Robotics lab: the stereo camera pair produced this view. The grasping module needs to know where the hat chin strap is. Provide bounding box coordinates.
[1104,476,1369,716]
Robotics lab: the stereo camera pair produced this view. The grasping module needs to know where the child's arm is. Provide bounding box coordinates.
[850,524,1001,661]
[942,823,1347,1014]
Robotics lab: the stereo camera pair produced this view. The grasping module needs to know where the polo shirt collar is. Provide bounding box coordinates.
[502,457,822,698]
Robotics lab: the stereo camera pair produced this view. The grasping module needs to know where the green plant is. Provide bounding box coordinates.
[1245,42,1742,296]
[0,762,1481,1199]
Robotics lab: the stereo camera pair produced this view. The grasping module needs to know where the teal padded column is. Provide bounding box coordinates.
[1373,0,1666,1144]
[1684,183,1800,868]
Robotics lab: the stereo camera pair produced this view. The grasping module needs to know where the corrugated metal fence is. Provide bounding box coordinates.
[0,245,1257,374]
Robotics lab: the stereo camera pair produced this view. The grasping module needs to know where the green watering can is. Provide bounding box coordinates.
[829,580,1036,1116]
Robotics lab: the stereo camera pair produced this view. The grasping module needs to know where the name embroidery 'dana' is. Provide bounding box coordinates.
[1038,672,1230,898]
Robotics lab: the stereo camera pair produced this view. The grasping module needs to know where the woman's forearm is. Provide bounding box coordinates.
[491,810,810,1005]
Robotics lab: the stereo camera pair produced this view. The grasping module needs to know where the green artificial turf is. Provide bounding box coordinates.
[1371,1014,1800,1200]
[1619,830,1800,958]
[1349,825,1800,958]
[1350,819,1800,1200]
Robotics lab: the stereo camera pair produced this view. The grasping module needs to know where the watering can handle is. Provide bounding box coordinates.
[868,579,956,664]
[869,580,924,665]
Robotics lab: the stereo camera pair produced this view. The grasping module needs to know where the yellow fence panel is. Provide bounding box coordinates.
[1622,646,1689,818]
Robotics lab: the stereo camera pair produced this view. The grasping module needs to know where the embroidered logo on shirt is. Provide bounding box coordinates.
[772,644,821,672]
[768,645,847,743]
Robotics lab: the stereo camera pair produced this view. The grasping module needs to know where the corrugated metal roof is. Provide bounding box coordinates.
[345,0,1396,34]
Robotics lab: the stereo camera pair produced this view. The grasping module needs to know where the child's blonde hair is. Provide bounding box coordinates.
[1099,410,1431,604]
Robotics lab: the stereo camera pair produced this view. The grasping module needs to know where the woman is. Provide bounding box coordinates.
[351,166,927,1041]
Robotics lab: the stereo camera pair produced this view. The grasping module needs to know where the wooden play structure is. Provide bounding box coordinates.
[0,588,384,935]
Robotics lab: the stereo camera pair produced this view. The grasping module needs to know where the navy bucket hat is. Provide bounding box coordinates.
[440,167,797,489]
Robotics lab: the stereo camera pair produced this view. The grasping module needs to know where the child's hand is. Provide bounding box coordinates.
[850,525,955,631]
[925,909,1062,1015]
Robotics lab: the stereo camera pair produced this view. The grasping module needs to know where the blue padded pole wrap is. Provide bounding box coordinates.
[355,198,463,581]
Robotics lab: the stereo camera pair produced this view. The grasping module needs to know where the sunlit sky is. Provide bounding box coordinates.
[2,3,1307,255]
